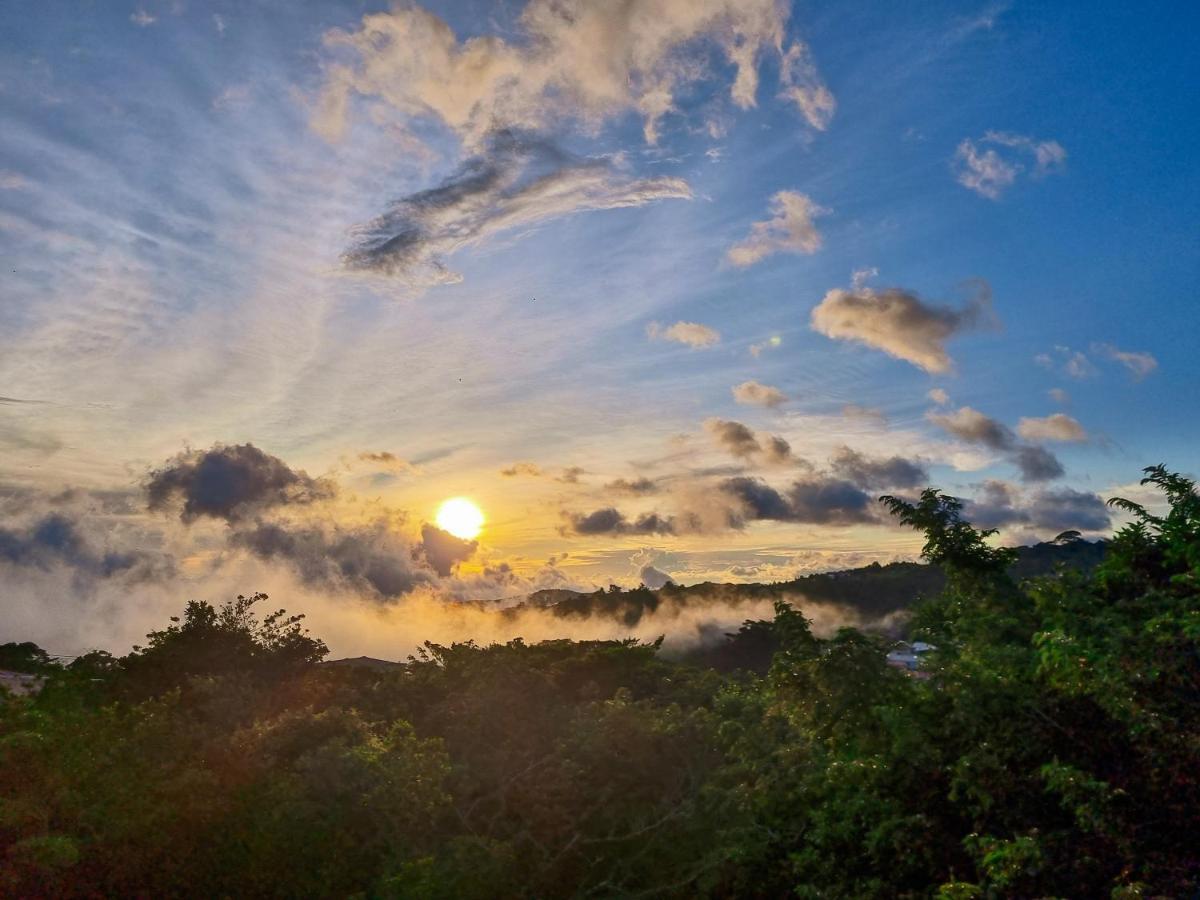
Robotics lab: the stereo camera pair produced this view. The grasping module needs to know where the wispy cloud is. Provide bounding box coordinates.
[342,130,691,287]
[955,131,1066,198]
[727,190,826,267]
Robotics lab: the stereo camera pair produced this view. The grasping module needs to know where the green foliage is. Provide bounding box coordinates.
[0,466,1197,896]
[0,641,56,674]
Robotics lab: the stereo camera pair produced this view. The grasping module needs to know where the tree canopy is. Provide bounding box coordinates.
[1,465,1197,897]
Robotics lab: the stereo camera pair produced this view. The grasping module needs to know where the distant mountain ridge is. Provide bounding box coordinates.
[511,537,1106,626]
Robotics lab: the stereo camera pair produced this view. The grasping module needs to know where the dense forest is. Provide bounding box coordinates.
[1,466,1197,897]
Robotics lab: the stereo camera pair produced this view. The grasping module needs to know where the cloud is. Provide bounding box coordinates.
[358,451,413,472]
[315,0,828,147]
[419,524,477,577]
[0,171,27,191]
[828,446,928,490]
[777,42,836,129]
[927,406,1064,483]
[810,280,994,373]
[501,462,542,477]
[1048,388,1070,405]
[130,9,156,27]
[965,480,1110,533]
[748,335,782,357]
[1035,346,1098,380]
[1010,445,1064,483]
[842,404,888,426]
[927,388,950,406]
[146,443,336,524]
[605,477,660,496]
[563,508,676,536]
[955,131,1066,198]
[342,130,691,286]
[1025,488,1110,532]
[647,320,720,349]
[1092,343,1158,380]
[1017,413,1087,443]
[556,466,586,484]
[762,435,794,465]
[726,190,826,267]
[720,476,876,526]
[732,380,787,408]
[229,518,438,600]
[928,406,1014,450]
[705,418,762,459]
[638,565,673,589]
[0,514,171,584]
[703,418,795,466]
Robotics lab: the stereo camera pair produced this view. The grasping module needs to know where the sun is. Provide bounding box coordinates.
[435,497,485,540]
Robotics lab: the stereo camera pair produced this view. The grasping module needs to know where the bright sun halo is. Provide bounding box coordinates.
[436,497,485,540]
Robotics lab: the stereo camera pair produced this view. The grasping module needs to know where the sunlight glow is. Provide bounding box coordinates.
[436,497,485,540]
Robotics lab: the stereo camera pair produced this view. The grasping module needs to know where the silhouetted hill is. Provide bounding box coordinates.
[517,538,1106,632]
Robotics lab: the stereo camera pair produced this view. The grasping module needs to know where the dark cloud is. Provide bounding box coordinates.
[556,466,586,484]
[564,508,676,536]
[785,478,877,524]
[927,406,1014,450]
[419,524,477,577]
[147,443,335,524]
[763,435,794,465]
[1011,445,1065,483]
[720,476,876,526]
[501,462,542,477]
[229,519,436,601]
[605,477,660,496]
[928,407,1064,483]
[342,129,690,286]
[0,514,171,583]
[358,451,412,471]
[638,565,673,589]
[829,446,928,491]
[1026,488,1110,532]
[705,418,761,459]
[965,481,1109,533]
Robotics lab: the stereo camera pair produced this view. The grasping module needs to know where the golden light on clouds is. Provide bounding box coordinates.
[436,497,485,540]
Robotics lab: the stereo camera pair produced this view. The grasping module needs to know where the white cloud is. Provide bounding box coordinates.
[130,9,156,27]
[927,388,950,406]
[647,320,720,349]
[315,0,830,147]
[732,380,787,408]
[726,190,826,267]
[954,131,1066,198]
[777,41,836,130]
[1092,343,1158,380]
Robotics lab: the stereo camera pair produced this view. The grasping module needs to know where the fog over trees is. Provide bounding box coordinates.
[2,466,1197,897]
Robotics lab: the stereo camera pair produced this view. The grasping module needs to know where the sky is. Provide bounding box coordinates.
[1,0,1197,656]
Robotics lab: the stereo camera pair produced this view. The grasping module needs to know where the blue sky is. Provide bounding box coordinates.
[1,0,1197,653]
